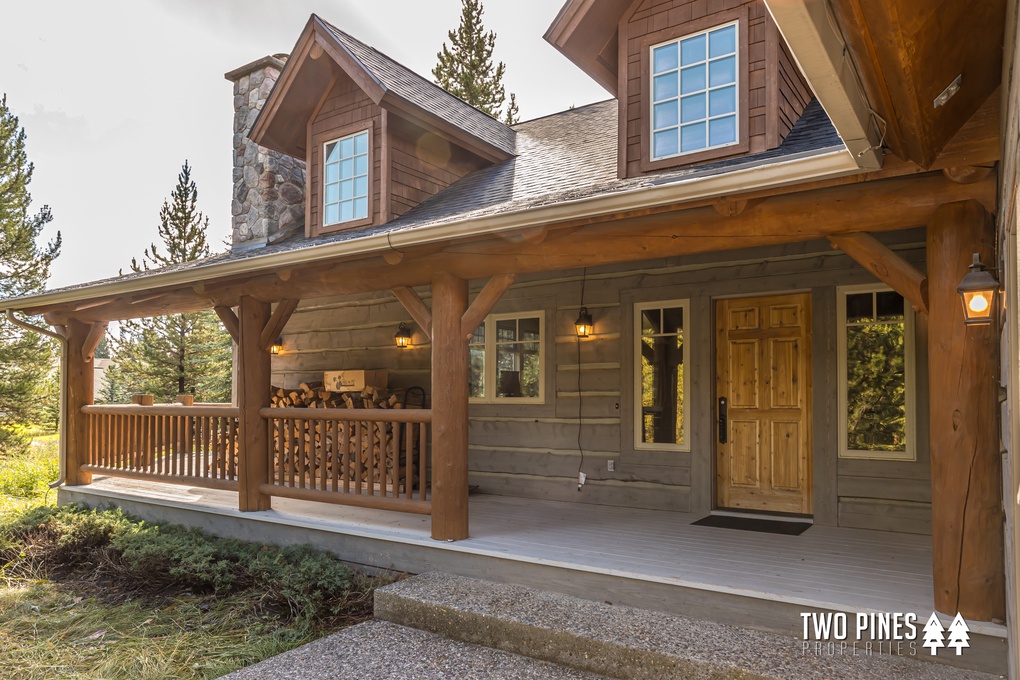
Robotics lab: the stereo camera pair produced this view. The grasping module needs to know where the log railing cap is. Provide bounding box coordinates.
[82,404,240,417]
[260,406,432,423]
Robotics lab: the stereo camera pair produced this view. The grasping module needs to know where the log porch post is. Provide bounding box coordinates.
[237,295,272,511]
[431,272,470,540]
[927,200,1005,621]
[64,318,94,486]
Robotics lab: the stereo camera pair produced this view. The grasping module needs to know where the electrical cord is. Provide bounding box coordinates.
[576,268,586,491]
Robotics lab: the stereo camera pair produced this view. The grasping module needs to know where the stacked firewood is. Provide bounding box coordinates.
[268,382,420,492]
[270,381,407,410]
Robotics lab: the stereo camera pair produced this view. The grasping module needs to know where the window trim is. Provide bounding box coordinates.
[469,310,546,405]
[836,283,917,461]
[315,124,374,233]
[633,298,691,452]
[638,7,750,173]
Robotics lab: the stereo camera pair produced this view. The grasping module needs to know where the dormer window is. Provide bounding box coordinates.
[650,22,739,161]
[323,129,371,228]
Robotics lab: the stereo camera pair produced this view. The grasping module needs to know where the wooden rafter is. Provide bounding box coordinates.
[260,299,299,352]
[391,286,433,340]
[827,233,928,313]
[461,274,516,339]
[214,306,240,343]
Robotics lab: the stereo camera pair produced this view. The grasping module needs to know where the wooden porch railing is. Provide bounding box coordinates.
[260,407,431,514]
[82,405,240,491]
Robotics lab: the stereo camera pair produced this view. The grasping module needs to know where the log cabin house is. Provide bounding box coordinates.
[4,0,1019,674]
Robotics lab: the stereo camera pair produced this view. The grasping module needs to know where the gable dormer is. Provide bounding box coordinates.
[547,0,813,179]
[249,15,515,239]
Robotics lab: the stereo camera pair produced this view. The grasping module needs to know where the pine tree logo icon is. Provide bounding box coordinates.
[922,612,945,655]
[947,613,970,655]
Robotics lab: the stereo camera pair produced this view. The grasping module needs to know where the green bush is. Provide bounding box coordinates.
[1,504,368,630]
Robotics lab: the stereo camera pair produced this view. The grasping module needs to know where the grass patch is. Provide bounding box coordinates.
[0,498,387,678]
[0,437,59,518]
[0,582,312,679]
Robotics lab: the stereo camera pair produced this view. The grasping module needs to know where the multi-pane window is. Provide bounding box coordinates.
[837,285,915,460]
[635,300,689,450]
[323,130,369,226]
[469,312,543,403]
[651,22,739,160]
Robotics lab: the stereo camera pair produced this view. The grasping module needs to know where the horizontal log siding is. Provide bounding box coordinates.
[270,233,931,525]
[308,77,382,236]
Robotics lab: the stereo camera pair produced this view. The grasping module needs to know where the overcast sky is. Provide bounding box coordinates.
[1,1,608,290]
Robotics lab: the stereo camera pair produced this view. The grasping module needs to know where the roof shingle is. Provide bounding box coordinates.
[320,18,517,157]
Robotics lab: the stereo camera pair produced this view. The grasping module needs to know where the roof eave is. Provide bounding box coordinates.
[4,148,860,315]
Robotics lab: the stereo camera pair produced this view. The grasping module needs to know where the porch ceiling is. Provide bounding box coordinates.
[828,0,1006,169]
[12,168,996,325]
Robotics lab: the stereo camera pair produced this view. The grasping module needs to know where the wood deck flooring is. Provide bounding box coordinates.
[68,476,936,614]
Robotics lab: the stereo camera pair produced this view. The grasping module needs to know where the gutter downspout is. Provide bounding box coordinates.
[6,310,68,488]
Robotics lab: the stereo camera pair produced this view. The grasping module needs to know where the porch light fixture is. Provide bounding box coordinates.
[957,253,999,326]
[270,337,283,355]
[394,323,412,348]
[574,307,594,338]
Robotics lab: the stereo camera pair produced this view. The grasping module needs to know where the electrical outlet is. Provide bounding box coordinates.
[607,459,615,472]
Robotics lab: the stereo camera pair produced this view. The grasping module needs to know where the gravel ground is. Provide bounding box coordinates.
[219,620,611,680]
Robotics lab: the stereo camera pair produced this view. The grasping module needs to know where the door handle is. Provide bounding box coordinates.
[718,397,728,444]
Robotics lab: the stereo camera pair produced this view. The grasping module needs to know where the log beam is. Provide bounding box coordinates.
[260,299,299,352]
[80,321,108,362]
[827,233,929,313]
[65,319,94,486]
[430,272,469,541]
[214,306,240,343]
[392,286,433,340]
[927,200,1005,621]
[237,295,272,512]
[27,170,996,325]
[461,274,516,339]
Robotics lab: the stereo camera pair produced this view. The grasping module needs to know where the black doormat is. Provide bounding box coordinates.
[691,514,811,536]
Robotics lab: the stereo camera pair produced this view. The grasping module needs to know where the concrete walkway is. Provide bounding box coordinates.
[221,620,609,679]
[222,573,1004,679]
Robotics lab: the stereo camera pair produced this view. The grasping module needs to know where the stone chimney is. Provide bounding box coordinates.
[224,54,306,251]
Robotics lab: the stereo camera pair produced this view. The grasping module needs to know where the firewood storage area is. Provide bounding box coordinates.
[262,377,431,513]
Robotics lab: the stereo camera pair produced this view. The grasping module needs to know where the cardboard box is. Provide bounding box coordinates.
[323,369,388,392]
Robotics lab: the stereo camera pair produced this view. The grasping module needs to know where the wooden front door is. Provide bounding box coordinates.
[716,293,812,514]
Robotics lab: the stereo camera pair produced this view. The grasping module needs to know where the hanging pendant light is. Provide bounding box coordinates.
[575,307,593,338]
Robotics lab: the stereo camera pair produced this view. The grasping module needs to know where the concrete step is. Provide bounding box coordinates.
[374,573,1002,680]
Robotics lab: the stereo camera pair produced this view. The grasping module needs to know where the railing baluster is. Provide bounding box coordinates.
[354,420,362,494]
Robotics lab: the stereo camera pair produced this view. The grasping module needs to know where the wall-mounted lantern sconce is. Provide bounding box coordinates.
[270,337,283,355]
[394,322,412,348]
[574,307,594,338]
[957,253,999,326]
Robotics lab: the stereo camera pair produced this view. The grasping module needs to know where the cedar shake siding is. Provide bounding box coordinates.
[307,77,382,236]
[620,0,812,178]
[387,116,491,220]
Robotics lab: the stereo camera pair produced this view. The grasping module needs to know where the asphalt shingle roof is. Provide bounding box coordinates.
[21,97,844,299]
[320,19,517,157]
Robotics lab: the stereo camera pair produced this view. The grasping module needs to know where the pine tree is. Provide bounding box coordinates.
[433,0,520,124]
[0,94,61,454]
[112,162,232,403]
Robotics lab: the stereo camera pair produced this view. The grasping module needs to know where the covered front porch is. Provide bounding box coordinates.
[60,474,1007,674]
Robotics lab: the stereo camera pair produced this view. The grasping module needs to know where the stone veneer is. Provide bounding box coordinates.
[224,54,306,250]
